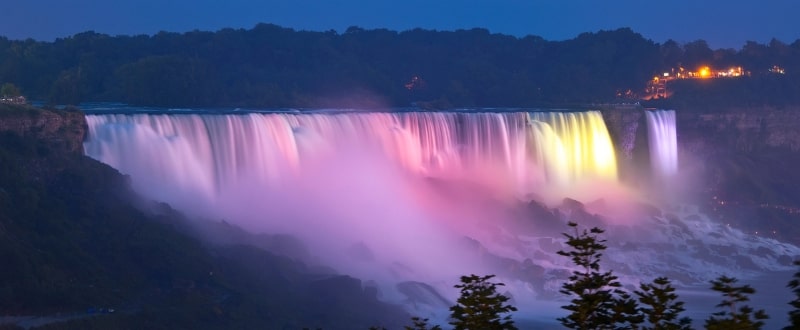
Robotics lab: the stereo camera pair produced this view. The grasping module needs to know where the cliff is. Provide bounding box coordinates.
[602,106,800,245]
[677,106,800,154]
[0,105,409,329]
[0,104,87,153]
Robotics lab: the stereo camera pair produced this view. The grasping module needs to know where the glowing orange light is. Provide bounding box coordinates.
[699,66,711,78]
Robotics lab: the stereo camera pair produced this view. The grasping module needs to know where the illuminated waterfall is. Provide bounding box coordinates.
[81,109,800,327]
[528,112,618,184]
[84,111,618,203]
[645,110,678,179]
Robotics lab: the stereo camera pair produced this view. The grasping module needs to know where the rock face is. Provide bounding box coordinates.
[601,107,642,162]
[602,106,800,188]
[0,105,87,153]
[604,105,800,153]
[603,106,800,244]
[677,107,800,154]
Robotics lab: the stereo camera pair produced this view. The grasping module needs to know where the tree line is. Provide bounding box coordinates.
[1,24,799,108]
[391,222,800,330]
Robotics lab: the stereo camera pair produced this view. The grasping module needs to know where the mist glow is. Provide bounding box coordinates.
[82,109,798,325]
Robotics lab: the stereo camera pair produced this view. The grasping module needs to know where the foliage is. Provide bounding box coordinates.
[404,316,442,330]
[2,25,799,108]
[449,274,517,330]
[788,260,800,330]
[557,221,642,329]
[1,83,20,97]
[635,277,692,330]
[705,275,769,330]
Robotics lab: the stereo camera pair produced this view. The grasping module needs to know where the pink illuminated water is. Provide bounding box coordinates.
[85,111,618,203]
[82,110,799,326]
[83,110,620,302]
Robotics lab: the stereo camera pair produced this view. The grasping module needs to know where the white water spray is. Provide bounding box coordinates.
[645,110,678,180]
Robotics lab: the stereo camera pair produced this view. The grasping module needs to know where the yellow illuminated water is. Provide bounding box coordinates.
[527,111,618,186]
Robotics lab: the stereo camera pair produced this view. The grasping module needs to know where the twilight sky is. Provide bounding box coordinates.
[2,0,799,49]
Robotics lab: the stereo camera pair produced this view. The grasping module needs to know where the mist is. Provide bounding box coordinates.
[83,110,800,325]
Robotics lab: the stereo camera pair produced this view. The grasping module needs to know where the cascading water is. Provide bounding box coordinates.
[84,110,623,311]
[645,110,678,180]
[82,108,800,327]
[527,112,617,184]
[84,111,618,205]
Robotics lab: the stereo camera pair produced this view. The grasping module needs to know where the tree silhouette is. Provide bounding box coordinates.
[557,222,642,329]
[705,275,768,329]
[635,276,692,329]
[449,274,517,330]
[787,260,800,330]
[404,316,442,330]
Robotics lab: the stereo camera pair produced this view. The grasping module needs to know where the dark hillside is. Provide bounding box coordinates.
[0,105,408,329]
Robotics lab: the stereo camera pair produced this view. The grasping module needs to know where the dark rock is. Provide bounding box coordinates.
[777,254,794,266]
[0,104,86,153]
[310,275,362,296]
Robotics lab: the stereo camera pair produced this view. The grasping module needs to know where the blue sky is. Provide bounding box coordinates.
[3,0,799,49]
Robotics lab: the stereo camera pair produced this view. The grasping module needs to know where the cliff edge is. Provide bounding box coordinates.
[0,104,86,154]
[602,106,800,245]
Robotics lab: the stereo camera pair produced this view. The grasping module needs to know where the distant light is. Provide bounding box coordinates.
[699,66,711,78]
[770,65,785,74]
[663,72,669,77]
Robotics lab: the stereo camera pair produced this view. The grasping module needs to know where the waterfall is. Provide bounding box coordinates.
[528,112,618,184]
[84,111,618,205]
[645,110,678,179]
[80,109,800,328]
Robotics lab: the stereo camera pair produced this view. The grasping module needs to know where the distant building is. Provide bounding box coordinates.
[674,66,747,79]
[643,65,750,100]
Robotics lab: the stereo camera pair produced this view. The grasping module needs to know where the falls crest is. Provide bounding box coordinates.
[84,111,618,204]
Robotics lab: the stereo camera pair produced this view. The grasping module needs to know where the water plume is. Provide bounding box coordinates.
[83,110,622,308]
[83,109,799,326]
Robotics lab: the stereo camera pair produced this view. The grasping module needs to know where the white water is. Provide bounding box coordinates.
[82,109,799,327]
[82,110,623,317]
[84,111,618,206]
[645,110,678,180]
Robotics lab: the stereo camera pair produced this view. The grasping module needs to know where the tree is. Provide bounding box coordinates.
[557,222,642,329]
[404,316,442,330]
[787,260,800,330]
[1,83,20,97]
[660,39,684,69]
[705,275,768,330]
[449,274,517,330]
[635,276,692,329]
[682,40,714,69]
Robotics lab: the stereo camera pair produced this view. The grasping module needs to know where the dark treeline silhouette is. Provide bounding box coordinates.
[406,222,799,330]
[1,24,799,108]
